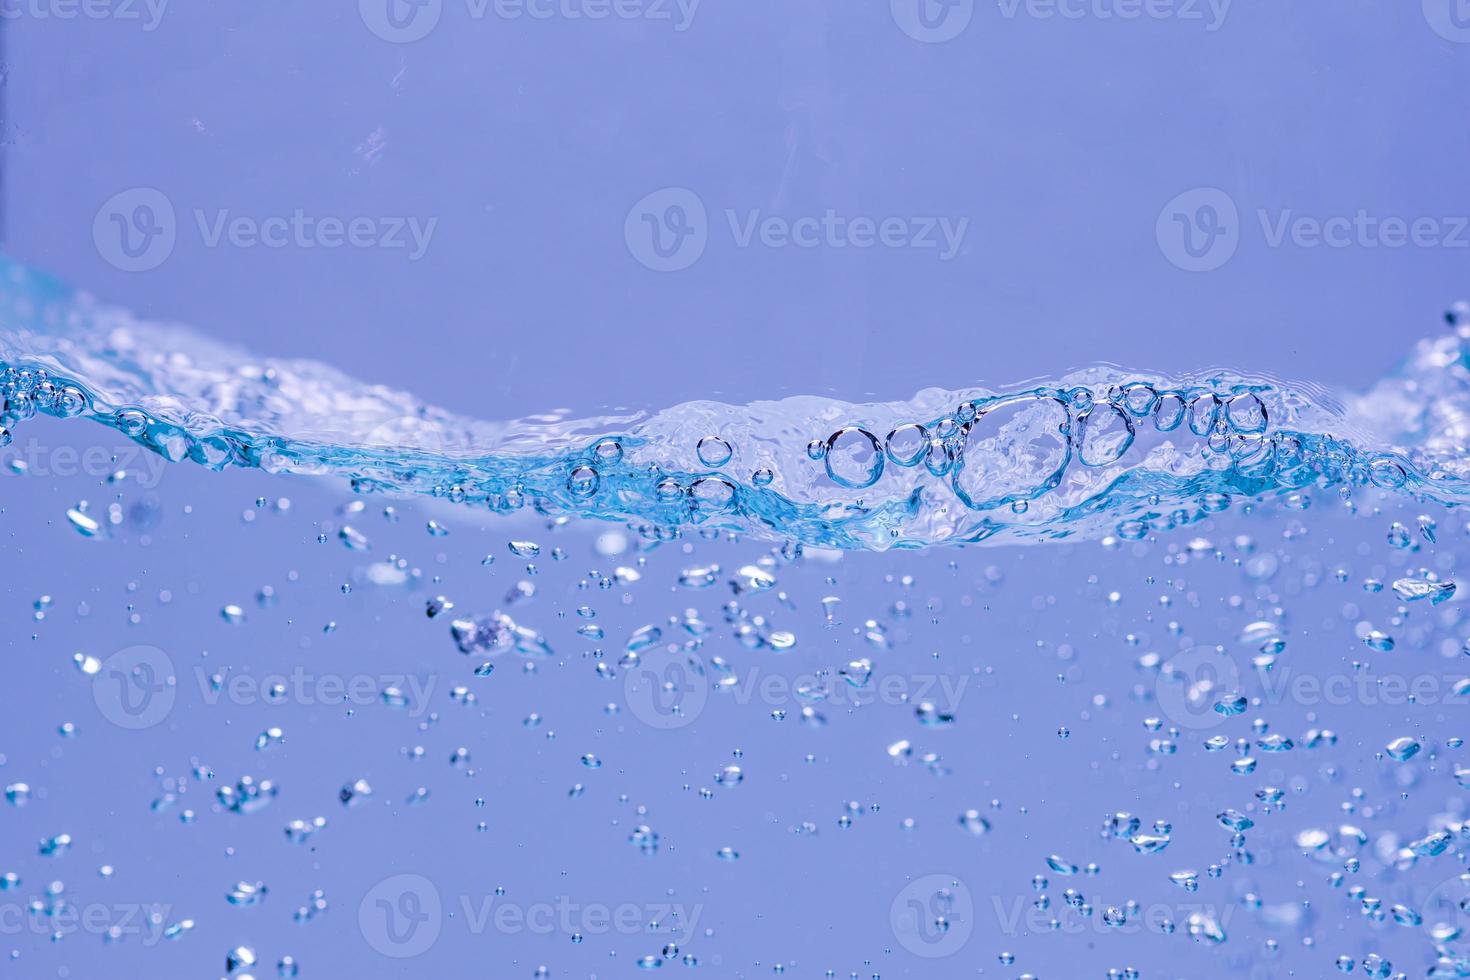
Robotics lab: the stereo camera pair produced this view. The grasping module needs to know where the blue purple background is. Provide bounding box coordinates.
[2,4,1469,979]
[6,2,1470,412]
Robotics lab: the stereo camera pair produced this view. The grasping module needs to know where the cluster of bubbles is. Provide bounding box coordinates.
[804,385,1273,493]
[2,252,1467,550]
[0,240,1465,554]
[0,355,1428,554]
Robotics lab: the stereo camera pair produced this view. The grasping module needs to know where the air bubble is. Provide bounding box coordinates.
[696,436,733,467]
[884,423,929,467]
[823,427,884,489]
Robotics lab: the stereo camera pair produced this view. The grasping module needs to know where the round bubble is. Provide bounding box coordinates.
[1225,392,1268,433]
[885,423,929,467]
[566,465,600,498]
[1188,394,1220,436]
[696,436,733,468]
[951,396,1070,511]
[824,427,885,489]
[1153,392,1187,431]
[1077,404,1135,467]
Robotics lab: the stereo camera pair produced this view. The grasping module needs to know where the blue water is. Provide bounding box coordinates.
[3,261,1470,979]
[3,260,1470,552]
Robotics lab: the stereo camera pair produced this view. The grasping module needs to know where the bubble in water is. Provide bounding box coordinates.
[629,825,659,855]
[823,427,884,489]
[952,396,1069,511]
[567,465,599,498]
[1368,457,1408,489]
[66,506,104,538]
[227,880,269,906]
[338,525,370,550]
[1391,577,1455,604]
[1046,855,1078,875]
[696,436,733,467]
[1077,404,1135,467]
[254,727,286,751]
[884,423,929,467]
[958,809,991,836]
[1186,911,1226,945]
[731,564,776,593]
[1188,394,1220,436]
[1224,392,1268,433]
[1118,383,1159,417]
[690,477,736,513]
[1218,809,1253,832]
[1363,630,1395,652]
[1170,870,1199,892]
[1384,736,1420,761]
[627,624,663,652]
[339,779,373,807]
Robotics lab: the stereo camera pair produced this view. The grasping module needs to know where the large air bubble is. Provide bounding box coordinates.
[1076,404,1135,467]
[823,427,885,489]
[951,396,1071,511]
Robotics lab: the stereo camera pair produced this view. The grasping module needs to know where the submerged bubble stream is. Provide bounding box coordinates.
[0,257,1467,550]
[4,276,1470,976]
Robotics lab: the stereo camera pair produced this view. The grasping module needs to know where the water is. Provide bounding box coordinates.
[1,259,1470,978]
[4,259,1470,552]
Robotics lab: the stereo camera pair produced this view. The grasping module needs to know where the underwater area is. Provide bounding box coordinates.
[6,3,1470,979]
[2,266,1470,978]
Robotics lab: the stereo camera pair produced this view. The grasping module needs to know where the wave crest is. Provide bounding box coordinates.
[0,258,1464,550]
